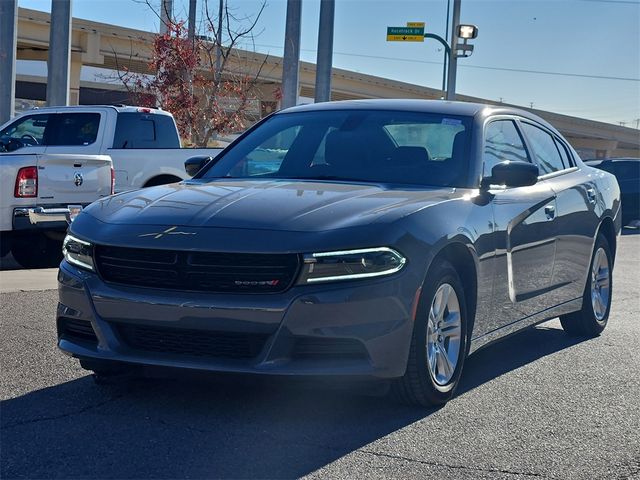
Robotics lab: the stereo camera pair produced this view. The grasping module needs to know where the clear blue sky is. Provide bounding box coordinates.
[18,0,640,126]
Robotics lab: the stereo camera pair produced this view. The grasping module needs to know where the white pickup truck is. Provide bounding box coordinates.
[0,105,223,192]
[0,105,222,267]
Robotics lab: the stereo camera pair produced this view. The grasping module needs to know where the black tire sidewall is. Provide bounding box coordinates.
[585,234,613,329]
[413,261,468,396]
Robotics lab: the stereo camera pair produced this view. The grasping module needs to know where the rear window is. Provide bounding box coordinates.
[112,113,180,149]
[201,110,474,187]
[46,113,100,146]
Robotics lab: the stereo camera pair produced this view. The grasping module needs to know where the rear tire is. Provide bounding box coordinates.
[560,233,612,337]
[392,259,469,407]
[11,232,63,269]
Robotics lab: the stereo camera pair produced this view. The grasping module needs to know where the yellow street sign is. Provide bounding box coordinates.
[407,22,425,28]
[386,34,424,42]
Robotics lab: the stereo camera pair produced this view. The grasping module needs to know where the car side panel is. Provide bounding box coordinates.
[547,168,601,304]
[485,180,558,332]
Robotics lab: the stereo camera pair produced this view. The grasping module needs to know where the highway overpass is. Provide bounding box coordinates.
[14,7,640,158]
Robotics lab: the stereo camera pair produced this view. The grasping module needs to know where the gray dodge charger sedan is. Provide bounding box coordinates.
[58,100,621,406]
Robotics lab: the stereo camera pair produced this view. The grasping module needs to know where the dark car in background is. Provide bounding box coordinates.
[585,158,639,227]
[57,100,621,407]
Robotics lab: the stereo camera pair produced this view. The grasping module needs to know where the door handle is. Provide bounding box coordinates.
[587,188,597,205]
[545,204,556,220]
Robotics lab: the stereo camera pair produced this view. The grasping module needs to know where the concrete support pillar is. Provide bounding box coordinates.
[70,53,82,105]
[0,0,18,124]
[314,0,335,103]
[281,0,302,109]
[47,0,73,107]
[160,0,174,34]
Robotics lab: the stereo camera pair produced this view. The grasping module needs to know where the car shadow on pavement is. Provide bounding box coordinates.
[1,323,587,479]
[459,323,585,395]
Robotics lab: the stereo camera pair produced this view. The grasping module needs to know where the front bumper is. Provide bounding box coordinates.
[57,260,421,379]
[14,205,83,230]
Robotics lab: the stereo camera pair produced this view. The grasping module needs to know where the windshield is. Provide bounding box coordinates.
[201,110,473,187]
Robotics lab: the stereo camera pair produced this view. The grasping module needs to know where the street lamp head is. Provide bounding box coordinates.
[457,24,478,39]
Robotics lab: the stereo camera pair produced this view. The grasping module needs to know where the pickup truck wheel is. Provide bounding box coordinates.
[11,233,63,269]
[0,232,12,257]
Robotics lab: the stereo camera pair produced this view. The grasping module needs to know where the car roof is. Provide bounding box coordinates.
[12,105,173,117]
[278,99,559,132]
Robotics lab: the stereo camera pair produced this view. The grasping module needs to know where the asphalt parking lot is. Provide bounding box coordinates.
[1,233,639,479]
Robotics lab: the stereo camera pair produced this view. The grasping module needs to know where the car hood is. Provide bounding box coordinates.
[84,179,461,232]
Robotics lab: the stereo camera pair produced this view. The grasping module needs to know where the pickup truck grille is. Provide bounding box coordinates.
[94,245,300,294]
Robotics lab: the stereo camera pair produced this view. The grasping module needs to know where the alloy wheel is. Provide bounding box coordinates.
[590,247,610,322]
[426,283,462,386]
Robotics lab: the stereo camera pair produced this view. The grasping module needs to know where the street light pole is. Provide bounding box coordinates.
[281,0,302,109]
[446,0,461,101]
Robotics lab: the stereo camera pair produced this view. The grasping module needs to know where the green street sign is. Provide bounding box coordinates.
[386,26,425,42]
[387,26,424,36]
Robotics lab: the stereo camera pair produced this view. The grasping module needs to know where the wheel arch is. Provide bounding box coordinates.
[427,239,479,343]
[597,216,617,263]
[142,174,183,188]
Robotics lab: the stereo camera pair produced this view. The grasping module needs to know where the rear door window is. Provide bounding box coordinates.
[46,113,101,146]
[520,122,567,175]
[112,113,180,148]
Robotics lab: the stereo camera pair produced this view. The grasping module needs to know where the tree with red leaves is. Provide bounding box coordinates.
[117,1,267,147]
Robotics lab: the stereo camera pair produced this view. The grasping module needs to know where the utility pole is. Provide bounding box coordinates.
[445,0,461,101]
[188,0,197,42]
[47,0,72,107]
[0,0,18,123]
[281,0,302,109]
[160,0,173,34]
[314,0,335,103]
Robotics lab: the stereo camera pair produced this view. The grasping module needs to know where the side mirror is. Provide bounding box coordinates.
[484,161,539,188]
[184,155,214,177]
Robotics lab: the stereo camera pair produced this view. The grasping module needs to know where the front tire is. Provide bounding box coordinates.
[560,233,613,337]
[393,259,469,407]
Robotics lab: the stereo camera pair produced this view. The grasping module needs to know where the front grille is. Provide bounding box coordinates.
[58,317,98,343]
[117,324,268,359]
[94,245,300,294]
[292,337,369,360]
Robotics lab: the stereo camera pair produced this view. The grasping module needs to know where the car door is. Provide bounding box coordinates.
[43,110,105,156]
[481,118,559,336]
[521,122,600,305]
[0,113,50,156]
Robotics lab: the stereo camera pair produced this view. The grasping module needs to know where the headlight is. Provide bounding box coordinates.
[298,247,406,284]
[62,234,94,271]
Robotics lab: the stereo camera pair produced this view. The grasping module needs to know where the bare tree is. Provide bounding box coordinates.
[117,0,268,147]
